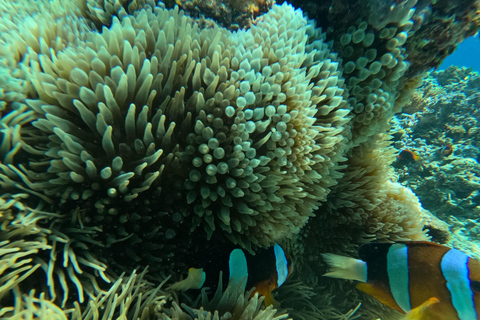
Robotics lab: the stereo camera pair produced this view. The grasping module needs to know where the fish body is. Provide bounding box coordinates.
[397,149,421,162]
[229,243,292,306]
[174,244,292,306]
[322,241,480,320]
[440,145,453,157]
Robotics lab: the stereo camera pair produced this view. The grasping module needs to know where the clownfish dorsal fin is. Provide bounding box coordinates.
[229,248,248,291]
[321,253,367,282]
[356,282,405,313]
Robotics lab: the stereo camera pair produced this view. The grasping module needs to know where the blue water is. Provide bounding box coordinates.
[439,35,480,72]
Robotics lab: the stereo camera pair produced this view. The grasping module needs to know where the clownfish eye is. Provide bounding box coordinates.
[472,281,480,292]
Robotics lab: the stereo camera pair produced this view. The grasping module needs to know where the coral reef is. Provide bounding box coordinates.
[391,67,480,219]
[389,66,480,258]
[1,0,479,319]
[165,0,274,30]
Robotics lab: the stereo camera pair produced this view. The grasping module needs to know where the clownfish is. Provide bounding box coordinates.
[397,149,421,163]
[322,241,480,320]
[170,244,292,306]
[440,144,453,157]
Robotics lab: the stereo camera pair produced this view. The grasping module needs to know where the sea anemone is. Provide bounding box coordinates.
[2,3,351,255]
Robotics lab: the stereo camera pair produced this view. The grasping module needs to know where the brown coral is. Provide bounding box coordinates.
[170,0,274,29]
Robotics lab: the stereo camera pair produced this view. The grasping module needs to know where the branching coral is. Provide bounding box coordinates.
[391,70,480,221]
[389,69,480,264]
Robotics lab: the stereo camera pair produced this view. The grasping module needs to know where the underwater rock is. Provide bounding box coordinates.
[391,69,480,221]
[164,0,274,29]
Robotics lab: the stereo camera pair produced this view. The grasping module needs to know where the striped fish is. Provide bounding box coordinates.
[229,243,292,306]
[171,244,292,307]
[322,241,480,320]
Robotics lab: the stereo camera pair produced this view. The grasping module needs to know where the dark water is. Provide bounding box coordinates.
[439,35,480,72]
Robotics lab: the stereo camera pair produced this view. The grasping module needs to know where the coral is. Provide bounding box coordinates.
[404,0,480,73]
[391,69,480,221]
[421,209,451,243]
[168,0,274,30]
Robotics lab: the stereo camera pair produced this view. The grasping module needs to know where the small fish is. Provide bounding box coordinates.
[322,241,480,320]
[397,149,421,162]
[243,244,293,306]
[440,144,453,157]
[172,244,292,306]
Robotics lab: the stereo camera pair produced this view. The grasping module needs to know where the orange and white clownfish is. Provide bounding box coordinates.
[397,149,421,163]
[322,241,480,320]
[440,144,454,157]
[170,244,292,306]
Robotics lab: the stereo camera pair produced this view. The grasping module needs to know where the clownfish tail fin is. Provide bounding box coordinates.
[321,253,368,282]
[169,268,206,291]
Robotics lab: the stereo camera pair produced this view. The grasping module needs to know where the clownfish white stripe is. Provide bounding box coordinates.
[274,244,288,287]
[387,244,411,313]
[229,248,248,291]
[441,248,477,320]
